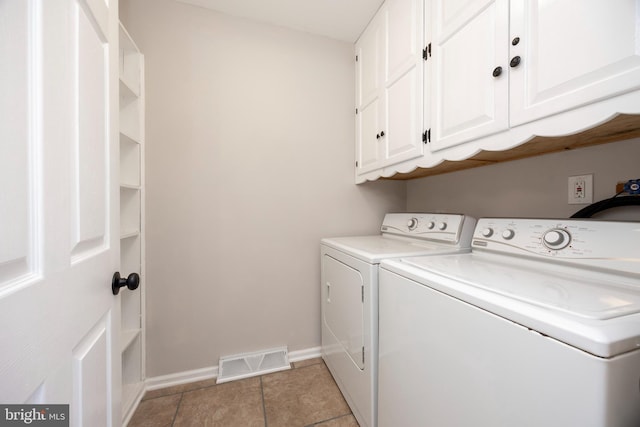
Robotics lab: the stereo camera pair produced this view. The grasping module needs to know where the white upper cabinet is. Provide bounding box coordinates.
[355,0,640,182]
[430,0,640,153]
[431,0,509,151]
[356,0,425,179]
[509,0,640,127]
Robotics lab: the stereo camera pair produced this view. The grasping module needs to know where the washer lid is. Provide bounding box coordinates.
[401,254,640,320]
[383,254,640,358]
[321,235,467,263]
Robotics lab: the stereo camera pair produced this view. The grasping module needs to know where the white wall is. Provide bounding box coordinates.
[407,138,640,220]
[120,0,405,377]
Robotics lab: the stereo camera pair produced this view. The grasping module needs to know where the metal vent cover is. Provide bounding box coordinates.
[217,346,290,384]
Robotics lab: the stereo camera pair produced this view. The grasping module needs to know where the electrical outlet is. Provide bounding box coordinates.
[568,174,593,204]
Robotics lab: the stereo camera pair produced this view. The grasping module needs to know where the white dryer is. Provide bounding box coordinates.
[320,213,476,427]
[378,218,640,427]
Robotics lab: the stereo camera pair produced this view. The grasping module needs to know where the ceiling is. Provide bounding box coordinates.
[174,0,384,42]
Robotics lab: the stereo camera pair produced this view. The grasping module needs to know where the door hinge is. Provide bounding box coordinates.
[356,55,359,62]
[356,107,358,115]
[362,346,365,364]
[356,160,359,167]
[422,128,431,143]
[361,285,364,302]
[422,43,431,61]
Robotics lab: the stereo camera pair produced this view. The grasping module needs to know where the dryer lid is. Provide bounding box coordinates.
[321,235,467,263]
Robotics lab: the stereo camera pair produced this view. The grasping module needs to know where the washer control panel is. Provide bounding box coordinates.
[471,218,640,270]
[381,213,476,244]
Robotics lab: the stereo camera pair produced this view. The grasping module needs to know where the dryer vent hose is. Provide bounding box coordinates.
[570,195,640,218]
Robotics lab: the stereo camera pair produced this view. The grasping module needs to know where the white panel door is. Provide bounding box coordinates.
[0,0,120,425]
[510,0,640,127]
[430,0,509,151]
[383,0,424,165]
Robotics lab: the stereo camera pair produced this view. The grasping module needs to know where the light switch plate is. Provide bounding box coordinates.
[568,174,593,204]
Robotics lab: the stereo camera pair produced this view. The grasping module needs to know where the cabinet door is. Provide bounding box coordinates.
[356,15,384,174]
[383,0,425,165]
[357,99,382,173]
[430,0,509,151]
[510,0,640,127]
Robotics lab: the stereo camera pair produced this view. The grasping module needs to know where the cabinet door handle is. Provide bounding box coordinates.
[510,56,521,68]
[380,131,385,137]
[492,66,502,77]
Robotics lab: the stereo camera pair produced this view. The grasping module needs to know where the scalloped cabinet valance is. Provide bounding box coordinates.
[355,0,640,183]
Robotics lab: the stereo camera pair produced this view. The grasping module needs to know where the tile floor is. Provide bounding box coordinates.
[128,358,360,427]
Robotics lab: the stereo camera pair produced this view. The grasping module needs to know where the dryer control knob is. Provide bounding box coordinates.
[543,229,571,250]
[502,229,515,240]
[407,218,418,231]
[481,228,494,237]
[427,221,435,229]
[437,222,447,230]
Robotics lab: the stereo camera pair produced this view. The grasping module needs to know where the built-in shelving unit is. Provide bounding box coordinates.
[118,22,145,425]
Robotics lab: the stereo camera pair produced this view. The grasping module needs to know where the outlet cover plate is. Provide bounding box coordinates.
[568,174,593,204]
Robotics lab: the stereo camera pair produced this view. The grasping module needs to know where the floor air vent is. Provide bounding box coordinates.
[217,346,290,384]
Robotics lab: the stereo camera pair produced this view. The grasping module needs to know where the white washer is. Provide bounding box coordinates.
[321,213,476,427]
[379,218,640,427]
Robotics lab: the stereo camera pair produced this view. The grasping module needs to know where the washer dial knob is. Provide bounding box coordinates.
[437,222,447,231]
[502,229,515,240]
[407,218,418,231]
[427,221,435,230]
[543,229,571,250]
[481,228,493,237]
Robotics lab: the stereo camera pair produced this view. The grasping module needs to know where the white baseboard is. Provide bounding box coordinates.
[144,345,322,391]
[145,366,218,391]
[288,346,322,363]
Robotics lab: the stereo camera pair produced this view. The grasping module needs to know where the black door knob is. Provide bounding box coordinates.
[510,56,521,67]
[112,272,140,295]
[380,131,385,137]
[376,133,380,139]
[492,66,502,77]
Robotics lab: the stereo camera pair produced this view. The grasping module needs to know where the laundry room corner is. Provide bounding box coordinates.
[119,0,407,380]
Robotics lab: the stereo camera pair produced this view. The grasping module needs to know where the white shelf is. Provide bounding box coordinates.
[120,78,139,102]
[121,329,141,353]
[122,381,145,420]
[120,128,141,147]
[120,131,140,145]
[120,183,141,190]
[119,24,141,99]
[120,230,140,240]
[120,187,140,237]
[119,23,140,53]
[120,132,141,186]
[120,98,142,142]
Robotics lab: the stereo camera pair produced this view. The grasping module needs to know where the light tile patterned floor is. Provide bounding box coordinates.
[128,358,360,427]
